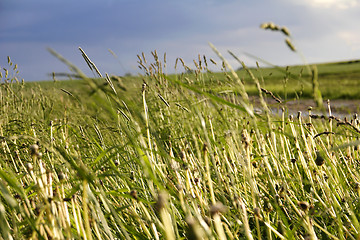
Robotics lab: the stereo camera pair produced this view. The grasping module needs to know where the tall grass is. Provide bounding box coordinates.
[0,47,360,240]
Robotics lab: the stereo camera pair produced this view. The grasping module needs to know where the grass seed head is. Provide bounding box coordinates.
[202,143,208,153]
[260,22,268,29]
[263,198,273,212]
[176,184,183,191]
[130,171,135,180]
[63,197,72,202]
[315,152,325,166]
[252,161,258,168]
[186,216,205,240]
[303,234,312,240]
[142,82,147,93]
[26,163,33,172]
[269,22,278,30]
[58,172,66,181]
[280,27,291,36]
[260,22,279,31]
[114,159,120,166]
[29,144,39,156]
[210,202,227,216]
[253,207,261,218]
[285,38,296,52]
[298,201,309,211]
[181,163,189,170]
[210,58,217,65]
[155,191,168,213]
[179,150,185,160]
[203,55,208,68]
[130,190,138,200]
[297,111,302,119]
[36,152,43,159]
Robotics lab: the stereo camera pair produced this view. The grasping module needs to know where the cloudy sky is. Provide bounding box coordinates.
[1,0,360,81]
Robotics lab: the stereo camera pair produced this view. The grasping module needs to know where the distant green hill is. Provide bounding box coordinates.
[25,59,360,100]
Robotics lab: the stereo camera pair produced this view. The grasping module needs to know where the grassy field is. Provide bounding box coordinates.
[1,51,360,240]
[191,58,360,100]
[27,57,360,101]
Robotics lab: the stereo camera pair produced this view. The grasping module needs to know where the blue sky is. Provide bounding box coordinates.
[1,0,360,81]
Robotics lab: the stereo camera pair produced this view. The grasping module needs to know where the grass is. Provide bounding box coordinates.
[191,59,360,100]
[0,49,360,240]
[23,57,360,102]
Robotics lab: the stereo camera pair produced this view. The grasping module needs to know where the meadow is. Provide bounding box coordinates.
[0,47,360,240]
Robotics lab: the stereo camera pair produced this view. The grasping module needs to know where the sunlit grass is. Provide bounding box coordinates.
[0,48,360,240]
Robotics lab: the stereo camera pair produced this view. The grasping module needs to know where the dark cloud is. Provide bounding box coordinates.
[0,0,359,81]
[1,0,195,43]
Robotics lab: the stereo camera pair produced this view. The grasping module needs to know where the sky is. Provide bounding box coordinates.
[1,0,360,81]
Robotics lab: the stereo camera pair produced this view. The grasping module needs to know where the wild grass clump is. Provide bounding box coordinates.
[0,47,360,240]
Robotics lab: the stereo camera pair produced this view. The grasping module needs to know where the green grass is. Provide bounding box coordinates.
[19,58,360,102]
[188,59,360,100]
[0,51,360,240]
